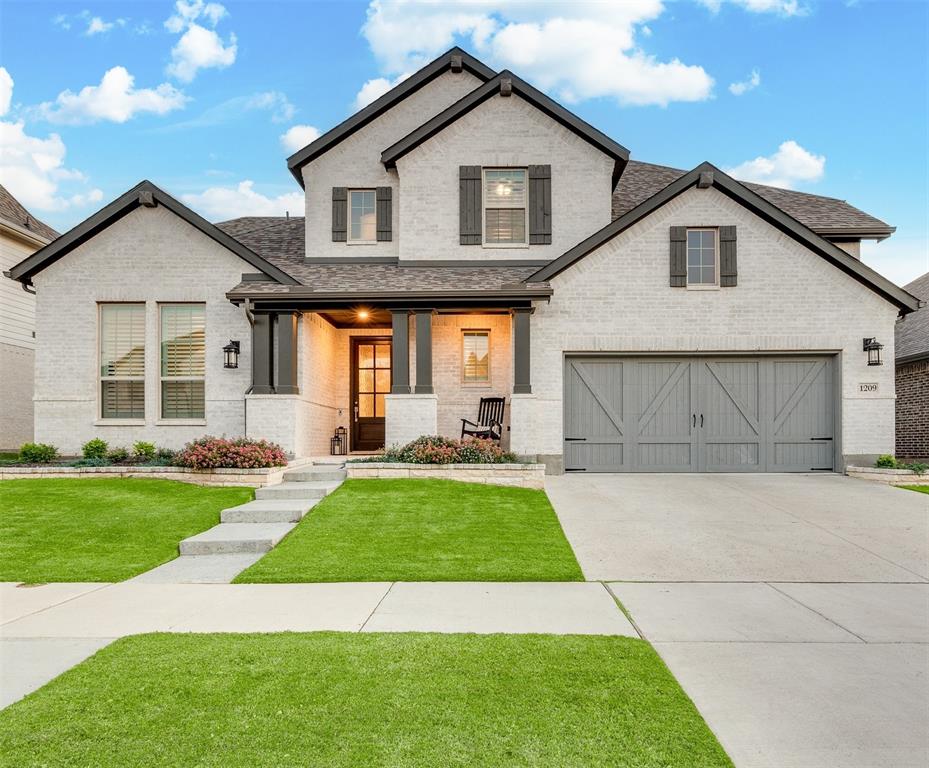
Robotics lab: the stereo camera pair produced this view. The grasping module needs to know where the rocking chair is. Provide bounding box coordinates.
[460,397,506,443]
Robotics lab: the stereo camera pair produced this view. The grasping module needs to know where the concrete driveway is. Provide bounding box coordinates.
[547,473,929,768]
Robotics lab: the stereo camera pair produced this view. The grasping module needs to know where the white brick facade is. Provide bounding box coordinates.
[32,205,252,454]
[511,186,899,467]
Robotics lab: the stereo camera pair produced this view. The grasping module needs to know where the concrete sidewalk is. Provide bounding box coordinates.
[0,580,635,708]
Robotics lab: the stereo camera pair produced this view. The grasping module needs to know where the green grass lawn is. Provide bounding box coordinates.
[901,484,929,495]
[0,632,732,768]
[0,479,252,582]
[236,478,583,582]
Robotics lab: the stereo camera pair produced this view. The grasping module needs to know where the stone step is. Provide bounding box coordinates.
[284,467,347,483]
[254,481,341,501]
[179,523,296,555]
[220,498,317,524]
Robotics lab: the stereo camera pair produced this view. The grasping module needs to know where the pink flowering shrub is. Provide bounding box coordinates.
[174,436,288,470]
[354,435,517,465]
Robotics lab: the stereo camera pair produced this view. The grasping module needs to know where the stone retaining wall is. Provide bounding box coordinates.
[346,462,545,489]
[0,458,312,487]
[846,465,928,486]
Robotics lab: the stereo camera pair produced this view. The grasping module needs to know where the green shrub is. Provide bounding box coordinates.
[875,455,897,469]
[107,446,130,463]
[70,457,111,467]
[18,443,59,464]
[133,441,157,461]
[903,461,928,475]
[156,447,176,461]
[351,436,518,465]
[82,438,109,460]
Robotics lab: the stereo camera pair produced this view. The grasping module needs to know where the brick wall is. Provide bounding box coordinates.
[512,185,900,466]
[0,343,33,448]
[895,359,929,459]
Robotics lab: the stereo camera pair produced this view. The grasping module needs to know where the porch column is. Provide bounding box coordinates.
[512,307,532,394]
[250,313,274,394]
[414,310,434,394]
[275,311,300,395]
[390,309,411,393]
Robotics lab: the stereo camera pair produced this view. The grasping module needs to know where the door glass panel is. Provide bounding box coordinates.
[375,394,385,417]
[359,394,374,418]
[358,345,375,368]
[375,369,390,392]
[375,345,390,369]
[358,369,374,393]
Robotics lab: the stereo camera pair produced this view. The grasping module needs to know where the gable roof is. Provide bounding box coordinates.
[381,70,630,187]
[5,181,299,287]
[286,47,496,186]
[0,183,59,243]
[896,272,929,362]
[614,160,894,241]
[529,162,920,314]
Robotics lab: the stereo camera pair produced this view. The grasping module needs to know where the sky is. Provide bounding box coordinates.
[1,0,927,286]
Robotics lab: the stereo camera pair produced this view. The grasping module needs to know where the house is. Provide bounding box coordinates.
[895,272,929,459]
[4,48,921,472]
[0,184,58,450]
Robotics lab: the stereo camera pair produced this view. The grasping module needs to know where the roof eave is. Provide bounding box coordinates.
[286,47,497,187]
[225,287,553,304]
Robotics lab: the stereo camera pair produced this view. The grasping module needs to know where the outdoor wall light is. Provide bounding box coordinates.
[357,309,369,321]
[223,340,241,369]
[862,337,884,366]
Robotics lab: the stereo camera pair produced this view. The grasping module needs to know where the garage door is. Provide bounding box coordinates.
[564,356,835,472]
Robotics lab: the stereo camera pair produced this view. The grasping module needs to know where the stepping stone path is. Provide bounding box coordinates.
[133,461,346,584]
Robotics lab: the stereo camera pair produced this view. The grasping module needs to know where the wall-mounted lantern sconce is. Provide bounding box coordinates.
[862,337,883,367]
[223,340,241,369]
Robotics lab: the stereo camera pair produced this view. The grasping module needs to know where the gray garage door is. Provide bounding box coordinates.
[564,356,835,472]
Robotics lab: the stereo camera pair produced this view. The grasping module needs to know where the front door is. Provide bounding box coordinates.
[351,337,391,451]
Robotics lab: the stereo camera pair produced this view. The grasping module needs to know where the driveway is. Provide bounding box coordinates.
[547,473,929,768]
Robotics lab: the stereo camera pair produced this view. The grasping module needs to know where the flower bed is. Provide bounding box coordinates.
[846,465,928,486]
[350,435,517,465]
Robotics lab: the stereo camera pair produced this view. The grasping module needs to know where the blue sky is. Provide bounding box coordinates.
[1,0,926,285]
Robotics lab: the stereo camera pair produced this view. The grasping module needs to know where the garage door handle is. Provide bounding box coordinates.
[810,437,832,441]
[564,437,587,442]
[692,414,696,427]
[700,414,704,428]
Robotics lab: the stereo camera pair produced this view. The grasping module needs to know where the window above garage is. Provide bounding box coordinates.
[686,229,718,288]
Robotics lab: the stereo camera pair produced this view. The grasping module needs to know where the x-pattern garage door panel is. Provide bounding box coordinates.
[564,355,835,473]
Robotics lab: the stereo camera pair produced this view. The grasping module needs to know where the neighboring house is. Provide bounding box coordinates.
[4,48,921,472]
[895,272,929,459]
[0,184,58,450]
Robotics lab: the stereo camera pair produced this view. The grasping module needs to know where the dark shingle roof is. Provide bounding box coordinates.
[613,161,893,238]
[896,272,929,362]
[0,183,59,242]
[215,216,546,295]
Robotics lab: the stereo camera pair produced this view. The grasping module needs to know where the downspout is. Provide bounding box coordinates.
[243,298,255,436]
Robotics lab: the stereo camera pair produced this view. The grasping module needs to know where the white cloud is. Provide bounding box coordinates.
[182,181,304,220]
[359,1,714,107]
[698,0,806,15]
[280,124,321,153]
[353,73,411,110]
[32,66,188,125]
[726,140,825,189]
[86,16,126,35]
[246,92,294,123]
[729,68,760,96]
[165,1,237,82]
[0,67,13,116]
[0,72,103,212]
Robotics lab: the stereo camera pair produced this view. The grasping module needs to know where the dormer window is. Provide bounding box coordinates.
[483,168,527,246]
[349,189,377,243]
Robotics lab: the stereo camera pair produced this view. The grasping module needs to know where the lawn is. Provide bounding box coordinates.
[901,485,929,495]
[0,632,732,768]
[0,479,252,582]
[236,478,583,582]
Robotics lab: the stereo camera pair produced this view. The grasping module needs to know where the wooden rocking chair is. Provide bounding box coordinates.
[460,397,506,443]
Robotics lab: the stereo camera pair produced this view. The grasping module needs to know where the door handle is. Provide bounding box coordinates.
[353,403,359,423]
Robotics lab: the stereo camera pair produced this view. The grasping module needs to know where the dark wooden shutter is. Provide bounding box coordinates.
[376,187,392,242]
[331,187,347,242]
[719,225,737,287]
[670,226,687,287]
[528,164,552,244]
[459,166,481,245]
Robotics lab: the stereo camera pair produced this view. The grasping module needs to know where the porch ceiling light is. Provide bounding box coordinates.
[223,339,240,369]
[862,337,883,366]
[357,309,369,321]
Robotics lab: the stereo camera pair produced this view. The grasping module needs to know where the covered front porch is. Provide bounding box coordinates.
[233,295,538,460]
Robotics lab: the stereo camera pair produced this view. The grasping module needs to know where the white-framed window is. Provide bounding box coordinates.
[99,303,146,420]
[348,189,377,243]
[160,303,206,420]
[686,228,719,288]
[483,168,527,246]
[462,329,491,385]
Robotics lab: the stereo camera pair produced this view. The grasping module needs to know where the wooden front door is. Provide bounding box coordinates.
[351,337,391,451]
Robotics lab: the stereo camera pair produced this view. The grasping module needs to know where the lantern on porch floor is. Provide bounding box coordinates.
[330,426,348,456]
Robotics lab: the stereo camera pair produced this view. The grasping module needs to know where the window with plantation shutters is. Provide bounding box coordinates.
[483,168,527,245]
[462,330,490,384]
[160,304,206,419]
[100,303,145,419]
